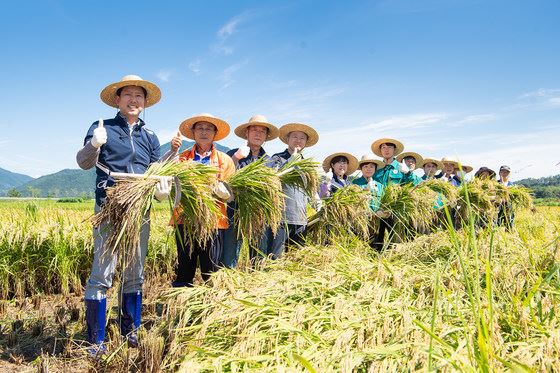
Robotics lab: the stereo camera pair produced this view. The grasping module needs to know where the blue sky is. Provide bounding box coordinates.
[1,0,559,180]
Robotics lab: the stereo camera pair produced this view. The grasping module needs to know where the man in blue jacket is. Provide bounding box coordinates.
[76,75,170,356]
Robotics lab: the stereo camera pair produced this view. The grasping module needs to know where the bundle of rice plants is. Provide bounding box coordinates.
[276,154,319,197]
[379,183,437,241]
[226,158,284,245]
[456,179,498,226]
[92,160,221,257]
[420,179,458,207]
[307,185,372,244]
[149,160,221,247]
[506,185,534,210]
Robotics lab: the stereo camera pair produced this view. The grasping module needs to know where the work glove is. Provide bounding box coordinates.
[91,119,107,148]
[398,160,410,174]
[325,171,333,184]
[367,179,376,191]
[213,181,233,202]
[234,145,250,159]
[154,177,172,202]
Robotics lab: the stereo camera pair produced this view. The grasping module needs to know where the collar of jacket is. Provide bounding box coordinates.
[241,146,267,162]
[116,112,145,130]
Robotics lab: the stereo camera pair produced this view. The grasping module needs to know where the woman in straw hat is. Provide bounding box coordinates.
[435,156,462,186]
[319,152,358,198]
[421,157,442,181]
[371,138,418,187]
[169,114,235,287]
[222,115,279,268]
[396,151,424,185]
[352,154,385,212]
[76,75,170,356]
[267,122,319,258]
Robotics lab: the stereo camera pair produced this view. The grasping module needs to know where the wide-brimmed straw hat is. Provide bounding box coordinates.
[234,115,279,141]
[322,152,359,174]
[278,123,319,147]
[422,157,443,170]
[370,138,404,157]
[461,165,474,173]
[441,156,459,167]
[396,151,424,168]
[100,75,161,108]
[358,154,384,170]
[179,113,230,141]
[475,166,496,179]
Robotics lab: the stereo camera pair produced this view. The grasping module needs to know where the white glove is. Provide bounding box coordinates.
[213,181,232,201]
[398,161,410,174]
[325,171,333,183]
[367,179,376,191]
[234,145,250,159]
[375,210,391,219]
[91,119,107,148]
[154,177,172,202]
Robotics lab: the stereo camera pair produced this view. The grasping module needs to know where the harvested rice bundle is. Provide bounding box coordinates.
[227,158,284,245]
[379,183,437,241]
[420,179,458,207]
[456,179,498,224]
[152,161,222,246]
[277,154,319,198]
[307,185,372,244]
[507,185,534,210]
[91,177,158,256]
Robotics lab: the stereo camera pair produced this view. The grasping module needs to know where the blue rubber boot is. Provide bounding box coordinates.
[85,298,107,357]
[120,291,142,348]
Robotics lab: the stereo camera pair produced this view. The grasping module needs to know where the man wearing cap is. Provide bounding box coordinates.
[497,165,514,230]
[421,158,442,181]
[222,115,279,267]
[169,114,235,286]
[267,123,319,258]
[435,156,462,186]
[319,152,358,198]
[76,75,170,355]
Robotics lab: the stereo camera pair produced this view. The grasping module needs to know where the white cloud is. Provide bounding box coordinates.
[188,59,202,75]
[456,113,497,124]
[213,10,255,55]
[156,69,172,82]
[219,60,249,89]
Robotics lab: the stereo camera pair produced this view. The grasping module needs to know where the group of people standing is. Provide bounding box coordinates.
[76,75,514,356]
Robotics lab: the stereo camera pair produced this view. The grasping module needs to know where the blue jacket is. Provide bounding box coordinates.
[81,113,161,206]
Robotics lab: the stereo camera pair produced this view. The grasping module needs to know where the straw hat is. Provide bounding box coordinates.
[322,152,359,174]
[370,138,404,157]
[278,123,319,147]
[475,166,496,179]
[441,156,459,167]
[422,157,443,170]
[461,165,474,173]
[396,152,424,168]
[358,154,384,170]
[179,113,230,141]
[100,75,161,108]
[234,115,279,141]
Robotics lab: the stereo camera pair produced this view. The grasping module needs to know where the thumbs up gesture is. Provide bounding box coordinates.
[91,118,107,148]
[171,131,183,152]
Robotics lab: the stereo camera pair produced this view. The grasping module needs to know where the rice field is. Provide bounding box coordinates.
[0,199,559,372]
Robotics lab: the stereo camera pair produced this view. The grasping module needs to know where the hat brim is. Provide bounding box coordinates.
[279,123,319,147]
[100,79,161,108]
[461,165,474,173]
[179,115,231,141]
[234,122,279,141]
[371,138,404,157]
[358,159,384,170]
[422,158,443,170]
[397,152,424,168]
[322,152,359,174]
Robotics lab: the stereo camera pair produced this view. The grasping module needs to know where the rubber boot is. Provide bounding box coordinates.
[85,298,107,357]
[120,291,142,348]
